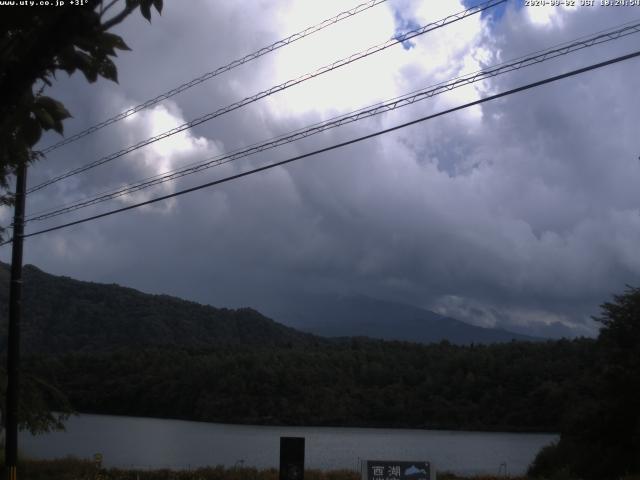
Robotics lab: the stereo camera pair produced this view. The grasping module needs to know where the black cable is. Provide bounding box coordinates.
[1,48,636,247]
[27,0,505,194]
[23,19,640,223]
[39,0,390,155]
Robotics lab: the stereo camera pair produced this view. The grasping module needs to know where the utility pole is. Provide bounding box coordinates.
[4,161,27,480]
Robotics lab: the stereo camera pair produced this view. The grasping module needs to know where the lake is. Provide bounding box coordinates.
[21,414,557,476]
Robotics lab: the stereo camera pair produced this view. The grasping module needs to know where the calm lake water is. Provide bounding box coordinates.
[21,414,557,476]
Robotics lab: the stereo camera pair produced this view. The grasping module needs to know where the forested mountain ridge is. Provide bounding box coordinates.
[0,262,540,354]
[0,262,320,354]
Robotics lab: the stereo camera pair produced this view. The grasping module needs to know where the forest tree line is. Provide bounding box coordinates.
[24,337,595,433]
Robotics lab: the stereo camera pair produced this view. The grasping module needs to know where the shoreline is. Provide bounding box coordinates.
[65,411,559,435]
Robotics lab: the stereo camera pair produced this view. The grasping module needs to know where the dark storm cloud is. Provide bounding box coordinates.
[3,0,640,338]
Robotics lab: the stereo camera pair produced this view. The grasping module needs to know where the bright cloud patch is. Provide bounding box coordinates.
[109,101,223,212]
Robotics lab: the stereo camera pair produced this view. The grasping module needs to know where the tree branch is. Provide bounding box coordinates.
[101,2,137,31]
[100,0,120,18]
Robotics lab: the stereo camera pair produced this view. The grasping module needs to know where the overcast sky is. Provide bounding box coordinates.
[2,0,640,337]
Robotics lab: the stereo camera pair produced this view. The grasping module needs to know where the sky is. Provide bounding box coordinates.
[2,0,640,338]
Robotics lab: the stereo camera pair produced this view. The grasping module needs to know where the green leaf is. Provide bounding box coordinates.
[55,103,72,120]
[72,49,99,82]
[140,0,152,22]
[52,117,65,135]
[97,39,116,57]
[33,96,57,110]
[99,57,118,83]
[73,35,96,53]
[33,107,55,130]
[32,96,71,135]
[102,32,131,51]
[74,49,93,69]
[152,0,163,13]
[34,96,71,121]
[22,117,42,146]
[57,45,77,75]
[76,54,99,83]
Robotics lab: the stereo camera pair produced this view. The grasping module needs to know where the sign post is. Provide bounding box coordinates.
[279,437,305,480]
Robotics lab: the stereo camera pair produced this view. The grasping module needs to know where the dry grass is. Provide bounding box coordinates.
[17,458,532,480]
[438,475,526,480]
[18,458,362,480]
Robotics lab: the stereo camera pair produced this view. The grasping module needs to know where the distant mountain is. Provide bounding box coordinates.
[0,262,538,355]
[0,262,319,355]
[260,293,541,345]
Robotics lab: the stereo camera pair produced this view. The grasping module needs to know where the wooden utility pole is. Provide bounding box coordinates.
[4,161,27,480]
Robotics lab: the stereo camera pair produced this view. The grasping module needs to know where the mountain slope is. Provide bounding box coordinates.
[0,262,538,354]
[261,293,541,344]
[0,262,318,354]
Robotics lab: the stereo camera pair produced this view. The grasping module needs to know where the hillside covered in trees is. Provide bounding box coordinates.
[0,263,319,354]
[0,262,598,433]
[0,262,540,351]
[25,338,596,433]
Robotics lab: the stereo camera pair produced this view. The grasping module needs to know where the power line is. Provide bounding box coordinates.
[27,0,505,194]
[23,20,640,223]
[3,48,637,246]
[38,0,390,155]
